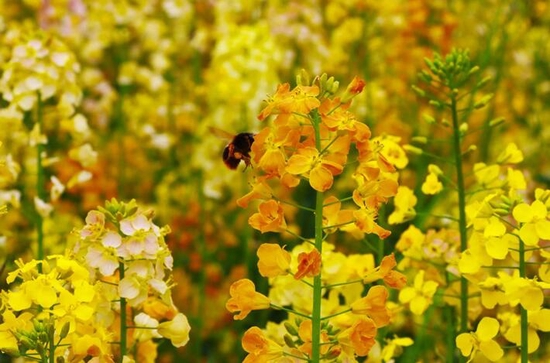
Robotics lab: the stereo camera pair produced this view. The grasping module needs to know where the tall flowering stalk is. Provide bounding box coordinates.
[226,74,407,362]
[395,49,550,361]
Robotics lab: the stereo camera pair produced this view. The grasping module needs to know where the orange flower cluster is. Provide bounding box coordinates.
[242,76,399,238]
[227,75,407,361]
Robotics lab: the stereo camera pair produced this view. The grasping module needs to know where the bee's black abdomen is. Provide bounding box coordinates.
[223,145,241,169]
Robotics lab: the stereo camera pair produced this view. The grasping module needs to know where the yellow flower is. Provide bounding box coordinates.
[381,336,414,361]
[286,146,343,192]
[257,243,291,277]
[242,326,284,363]
[398,270,438,315]
[513,200,550,246]
[421,172,442,195]
[497,143,523,164]
[226,279,270,320]
[389,186,417,224]
[456,317,504,362]
[157,313,191,348]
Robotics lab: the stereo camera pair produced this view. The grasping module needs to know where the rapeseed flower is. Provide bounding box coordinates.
[257,243,291,277]
[398,270,438,315]
[226,279,270,320]
[241,326,284,363]
[456,317,504,362]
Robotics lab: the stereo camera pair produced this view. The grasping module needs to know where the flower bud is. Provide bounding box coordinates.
[411,136,428,144]
[403,145,423,155]
[283,334,296,348]
[474,93,493,109]
[411,85,426,97]
[489,117,505,127]
[340,76,366,103]
[422,114,436,124]
[284,321,299,336]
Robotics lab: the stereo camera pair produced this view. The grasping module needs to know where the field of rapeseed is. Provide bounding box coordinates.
[0,1,549,362]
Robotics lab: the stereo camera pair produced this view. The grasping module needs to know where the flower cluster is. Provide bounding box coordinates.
[74,199,191,352]
[227,75,408,362]
[0,257,114,361]
[0,199,190,362]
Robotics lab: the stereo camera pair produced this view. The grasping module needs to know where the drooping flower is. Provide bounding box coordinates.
[226,279,270,320]
[339,317,378,357]
[157,313,191,348]
[350,285,391,327]
[257,243,291,277]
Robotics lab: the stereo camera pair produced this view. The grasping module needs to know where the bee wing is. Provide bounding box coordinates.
[208,126,234,142]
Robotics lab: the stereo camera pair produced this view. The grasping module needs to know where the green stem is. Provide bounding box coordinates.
[518,238,528,362]
[119,262,127,362]
[450,94,469,355]
[311,110,324,363]
[36,94,45,271]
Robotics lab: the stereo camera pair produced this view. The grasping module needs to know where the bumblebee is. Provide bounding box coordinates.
[209,127,255,170]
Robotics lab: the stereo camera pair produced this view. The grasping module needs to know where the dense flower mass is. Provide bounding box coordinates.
[0,1,548,362]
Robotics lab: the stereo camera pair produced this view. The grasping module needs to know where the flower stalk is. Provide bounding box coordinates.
[119,262,127,362]
[449,93,469,337]
[35,94,45,271]
[311,109,324,362]
[518,238,528,362]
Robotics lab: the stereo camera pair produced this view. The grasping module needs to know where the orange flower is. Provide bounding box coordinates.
[350,285,391,327]
[248,200,287,233]
[340,76,366,103]
[258,83,292,121]
[289,85,321,115]
[236,177,273,208]
[353,166,398,209]
[322,196,355,234]
[286,147,343,192]
[242,326,284,363]
[257,243,291,277]
[353,207,391,239]
[251,126,300,177]
[297,320,330,356]
[294,249,322,280]
[339,317,378,357]
[363,253,407,288]
[226,279,270,320]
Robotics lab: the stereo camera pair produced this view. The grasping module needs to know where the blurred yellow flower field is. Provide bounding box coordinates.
[0,1,548,362]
